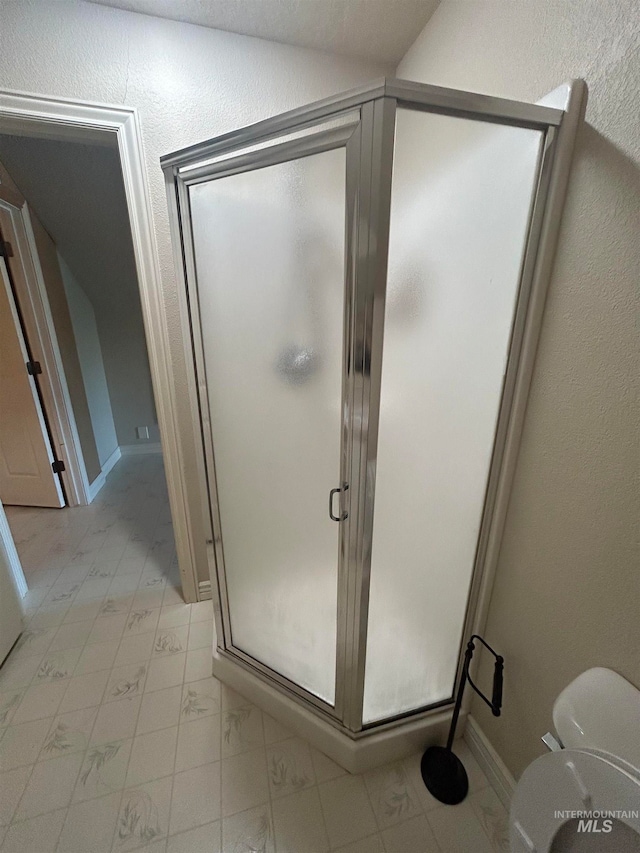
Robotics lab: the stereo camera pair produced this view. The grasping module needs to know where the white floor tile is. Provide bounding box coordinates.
[189,601,213,624]
[318,775,378,849]
[180,678,220,722]
[74,639,119,675]
[427,800,495,853]
[470,785,510,852]
[125,726,178,786]
[166,820,221,853]
[11,680,68,724]
[14,751,83,820]
[0,808,66,853]
[137,685,182,735]
[221,704,264,758]
[47,620,94,653]
[187,620,212,651]
[381,815,440,852]
[221,804,275,853]
[0,717,52,770]
[169,761,221,835]
[262,713,293,746]
[39,706,98,759]
[57,791,121,853]
[105,663,149,703]
[310,746,347,784]
[266,737,316,799]
[220,747,270,818]
[175,715,221,772]
[272,787,330,853]
[115,776,173,851]
[0,652,44,691]
[184,647,212,683]
[58,669,110,713]
[87,613,128,645]
[132,589,165,611]
[0,765,31,826]
[153,626,189,658]
[157,605,191,630]
[114,632,155,668]
[90,696,142,746]
[364,760,423,829]
[73,738,132,802]
[124,607,160,637]
[34,647,81,682]
[332,833,386,853]
[145,654,186,693]
[61,599,103,625]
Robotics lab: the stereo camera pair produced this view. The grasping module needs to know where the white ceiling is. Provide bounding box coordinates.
[88,0,439,65]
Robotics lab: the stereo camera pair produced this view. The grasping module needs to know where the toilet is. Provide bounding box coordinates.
[510,667,640,852]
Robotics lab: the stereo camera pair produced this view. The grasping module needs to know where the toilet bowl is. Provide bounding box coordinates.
[510,668,640,852]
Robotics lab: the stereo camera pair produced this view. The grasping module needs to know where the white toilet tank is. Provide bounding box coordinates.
[553,667,640,770]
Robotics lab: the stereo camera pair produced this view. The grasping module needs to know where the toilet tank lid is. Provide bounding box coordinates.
[553,668,640,769]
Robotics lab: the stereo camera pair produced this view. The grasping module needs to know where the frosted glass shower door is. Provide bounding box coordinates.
[188,147,347,706]
[362,109,544,723]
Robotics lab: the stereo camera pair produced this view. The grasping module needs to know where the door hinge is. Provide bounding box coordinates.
[26,360,42,376]
[52,460,66,474]
[0,239,13,258]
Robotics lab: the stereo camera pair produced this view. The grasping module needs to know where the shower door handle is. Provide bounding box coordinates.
[329,484,349,522]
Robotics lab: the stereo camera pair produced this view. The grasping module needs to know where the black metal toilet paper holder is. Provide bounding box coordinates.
[420,634,504,805]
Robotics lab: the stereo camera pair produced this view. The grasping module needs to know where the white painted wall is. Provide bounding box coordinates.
[59,252,118,469]
[398,0,640,778]
[0,0,386,582]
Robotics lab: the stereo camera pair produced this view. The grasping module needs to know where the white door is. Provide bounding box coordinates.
[0,255,65,508]
[0,503,23,664]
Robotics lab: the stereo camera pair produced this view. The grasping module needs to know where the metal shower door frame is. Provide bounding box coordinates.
[167,113,367,723]
[162,77,581,737]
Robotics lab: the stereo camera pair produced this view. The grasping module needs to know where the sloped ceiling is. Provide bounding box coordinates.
[88,0,440,66]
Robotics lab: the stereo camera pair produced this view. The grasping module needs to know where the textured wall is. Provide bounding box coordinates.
[0,0,387,583]
[398,0,640,778]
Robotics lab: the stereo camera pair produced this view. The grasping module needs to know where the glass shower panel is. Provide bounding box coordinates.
[362,109,543,723]
[189,148,346,705]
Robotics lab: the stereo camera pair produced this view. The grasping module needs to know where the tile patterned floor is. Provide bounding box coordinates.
[1,455,509,852]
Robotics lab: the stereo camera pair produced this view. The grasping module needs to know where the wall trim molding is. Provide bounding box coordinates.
[0,500,27,598]
[464,714,516,810]
[86,472,105,503]
[120,443,162,456]
[0,88,199,602]
[86,445,122,502]
[198,579,212,600]
[101,445,122,476]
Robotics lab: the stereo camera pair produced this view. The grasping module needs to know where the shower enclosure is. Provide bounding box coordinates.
[162,78,585,769]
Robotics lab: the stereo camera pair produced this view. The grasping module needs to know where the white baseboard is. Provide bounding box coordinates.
[198,579,212,600]
[86,446,122,503]
[0,501,27,598]
[86,473,105,503]
[464,714,516,810]
[101,446,122,476]
[120,443,162,456]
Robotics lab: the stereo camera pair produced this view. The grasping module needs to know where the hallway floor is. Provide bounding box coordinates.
[1,456,508,853]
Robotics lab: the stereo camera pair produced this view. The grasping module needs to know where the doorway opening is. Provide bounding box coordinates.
[0,93,201,655]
